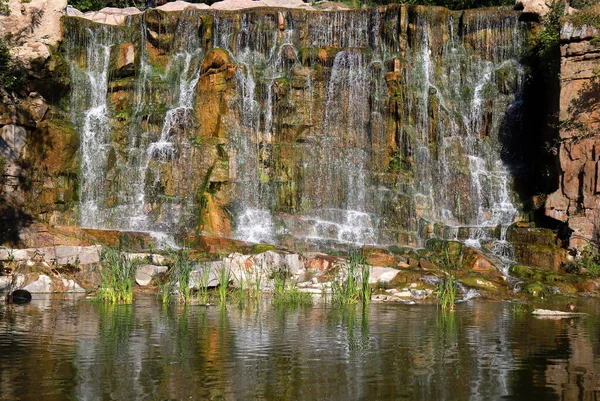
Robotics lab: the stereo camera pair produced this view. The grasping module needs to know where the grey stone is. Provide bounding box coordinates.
[135,264,168,286]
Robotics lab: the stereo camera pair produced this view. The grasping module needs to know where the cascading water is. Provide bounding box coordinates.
[65,6,527,254]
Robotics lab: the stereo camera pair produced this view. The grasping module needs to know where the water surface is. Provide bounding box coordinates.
[1,296,600,400]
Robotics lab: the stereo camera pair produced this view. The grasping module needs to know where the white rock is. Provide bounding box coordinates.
[369,267,400,284]
[410,289,428,300]
[23,274,53,293]
[0,275,25,291]
[190,265,220,289]
[0,0,67,67]
[135,264,168,286]
[125,252,167,265]
[297,287,326,294]
[0,249,29,261]
[61,278,85,293]
[37,245,101,266]
[157,1,210,11]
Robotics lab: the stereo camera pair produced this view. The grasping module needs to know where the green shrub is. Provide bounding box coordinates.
[0,0,10,15]
[564,245,600,277]
[537,1,564,77]
[431,246,462,311]
[0,40,26,93]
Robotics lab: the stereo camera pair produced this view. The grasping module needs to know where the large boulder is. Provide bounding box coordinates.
[0,0,67,68]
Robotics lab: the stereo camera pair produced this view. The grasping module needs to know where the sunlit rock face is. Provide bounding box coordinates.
[63,5,528,251]
[546,22,600,249]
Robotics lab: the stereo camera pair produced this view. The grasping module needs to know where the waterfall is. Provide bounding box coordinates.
[65,6,527,253]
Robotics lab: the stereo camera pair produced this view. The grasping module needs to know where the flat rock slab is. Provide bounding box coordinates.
[532,309,587,318]
[21,274,85,293]
[369,267,400,284]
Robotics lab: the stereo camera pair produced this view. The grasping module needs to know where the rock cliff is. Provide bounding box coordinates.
[545,20,600,248]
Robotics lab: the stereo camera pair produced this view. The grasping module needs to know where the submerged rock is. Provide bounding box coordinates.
[8,289,32,304]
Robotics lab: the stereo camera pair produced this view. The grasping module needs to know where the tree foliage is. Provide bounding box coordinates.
[0,40,26,94]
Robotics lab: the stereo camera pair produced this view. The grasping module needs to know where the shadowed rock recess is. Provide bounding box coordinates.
[57,5,531,254]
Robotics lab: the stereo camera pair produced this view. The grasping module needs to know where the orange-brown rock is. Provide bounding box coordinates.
[545,21,600,249]
[362,247,397,267]
[464,250,495,273]
[111,43,136,78]
[195,49,236,140]
[196,235,243,254]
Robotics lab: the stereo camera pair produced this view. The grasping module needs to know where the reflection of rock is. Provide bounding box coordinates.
[8,289,32,304]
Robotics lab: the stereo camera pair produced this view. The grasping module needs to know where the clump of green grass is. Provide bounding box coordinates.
[512,302,529,315]
[432,248,461,312]
[196,264,211,305]
[272,269,312,307]
[160,249,194,304]
[564,4,600,29]
[331,250,371,307]
[172,250,193,303]
[563,245,600,277]
[217,264,231,305]
[98,247,139,303]
[436,276,458,312]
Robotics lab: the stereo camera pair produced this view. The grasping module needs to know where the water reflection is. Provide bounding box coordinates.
[1,297,600,400]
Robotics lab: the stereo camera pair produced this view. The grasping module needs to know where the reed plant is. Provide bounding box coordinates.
[252,268,262,299]
[436,276,457,312]
[433,248,460,312]
[272,269,312,307]
[331,250,371,307]
[230,270,248,306]
[172,250,193,303]
[98,247,138,303]
[217,264,231,305]
[196,264,211,305]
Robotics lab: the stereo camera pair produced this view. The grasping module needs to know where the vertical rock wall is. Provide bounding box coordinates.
[546,22,600,248]
[62,5,529,252]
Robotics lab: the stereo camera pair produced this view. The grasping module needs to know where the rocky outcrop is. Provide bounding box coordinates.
[545,21,600,249]
[0,0,66,68]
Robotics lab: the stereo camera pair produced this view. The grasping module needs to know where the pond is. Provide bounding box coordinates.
[1,296,600,400]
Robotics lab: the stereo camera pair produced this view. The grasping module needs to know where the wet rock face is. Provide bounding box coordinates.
[545,22,600,249]
[62,5,529,251]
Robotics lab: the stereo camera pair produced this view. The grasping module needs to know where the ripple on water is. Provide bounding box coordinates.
[1,298,600,400]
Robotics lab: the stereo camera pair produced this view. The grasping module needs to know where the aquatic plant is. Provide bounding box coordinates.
[196,264,211,305]
[172,250,193,303]
[217,264,231,305]
[563,245,600,277]
[511,302,529,315]
[436,275,458,312]
[331,251,371,307]
[272,268,312,307]
[230,270,248,306]
[98,247,139,303]
[432,248,461,312]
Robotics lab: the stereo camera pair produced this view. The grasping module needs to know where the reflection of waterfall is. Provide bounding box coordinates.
[65,7,527,251]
